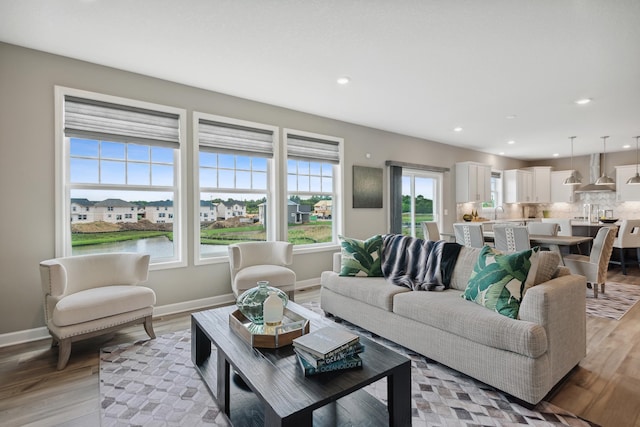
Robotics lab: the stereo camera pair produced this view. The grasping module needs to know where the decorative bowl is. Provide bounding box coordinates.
[599,218,618,224]
[236,281,288,325]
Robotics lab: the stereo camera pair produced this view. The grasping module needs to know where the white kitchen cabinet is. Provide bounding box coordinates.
[550,170,576,203]
[527,166,551,203]
[456,162,491,203]
[616,164,640,202]
[504,169,533,203]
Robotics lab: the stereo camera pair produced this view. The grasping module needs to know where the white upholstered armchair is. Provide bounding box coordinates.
[228,241,296,301]
[39,253,156,369]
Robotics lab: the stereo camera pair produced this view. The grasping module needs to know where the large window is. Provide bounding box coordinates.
[56,87,187,268]
[482,170,503,211]
[195,113,277,261]
[285,130,342,247]
[401,170,443,238]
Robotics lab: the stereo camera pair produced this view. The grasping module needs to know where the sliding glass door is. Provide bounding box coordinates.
[401,170,442,238]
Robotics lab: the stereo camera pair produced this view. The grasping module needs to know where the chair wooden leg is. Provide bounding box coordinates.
[620,248,627,275]
[287,290,295,302]
[57,338,72,370]
[600,282,605,294]
[592,282,598,298]
[143,315,156,339]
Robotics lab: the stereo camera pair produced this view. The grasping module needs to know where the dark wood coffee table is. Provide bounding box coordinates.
[191,301,411,426]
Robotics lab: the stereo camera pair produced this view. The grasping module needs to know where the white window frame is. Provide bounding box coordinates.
[193,112,279,265]
[54,86,188,270]
[283,129,343,252]
[482,170,503,213]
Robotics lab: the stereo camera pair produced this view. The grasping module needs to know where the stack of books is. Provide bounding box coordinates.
[292,326,364,376]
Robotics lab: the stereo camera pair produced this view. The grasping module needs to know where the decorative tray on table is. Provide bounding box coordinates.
[229,308,310,349]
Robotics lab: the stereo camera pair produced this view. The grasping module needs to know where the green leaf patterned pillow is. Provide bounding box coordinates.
[339,235,383,277]
[462,246,538,319]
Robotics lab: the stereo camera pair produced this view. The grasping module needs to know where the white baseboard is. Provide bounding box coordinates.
[0,278,321,348]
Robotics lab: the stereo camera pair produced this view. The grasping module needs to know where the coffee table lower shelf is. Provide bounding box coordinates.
[191,303,411,427]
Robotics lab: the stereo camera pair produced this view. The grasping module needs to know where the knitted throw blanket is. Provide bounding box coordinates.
[381,234,462,291]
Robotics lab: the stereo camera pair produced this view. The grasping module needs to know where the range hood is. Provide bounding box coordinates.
[575,153,616,193]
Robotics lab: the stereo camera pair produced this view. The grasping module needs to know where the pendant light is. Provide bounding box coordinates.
[626,136,640,185]
[563,136,581,185]
[595,136,615,185]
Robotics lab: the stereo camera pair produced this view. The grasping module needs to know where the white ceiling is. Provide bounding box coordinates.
[1,0,639,160]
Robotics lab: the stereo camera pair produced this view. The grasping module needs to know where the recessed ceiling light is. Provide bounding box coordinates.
[453,127,463,132]
[336,76,351,85]
[507,140,515,145]
[623,144,631,149]
[553,153,559,157]
[506,115,517,119]
[574,98,592,105]
[499,152,505,155]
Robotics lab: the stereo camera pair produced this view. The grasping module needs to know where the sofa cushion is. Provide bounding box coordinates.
[321,271,410,311]
[393,290,548,358]
[523,250,561,294]
[52,285,156,327]
[462,246,537,319]
[339,235,383,277]
[449,246,482,291]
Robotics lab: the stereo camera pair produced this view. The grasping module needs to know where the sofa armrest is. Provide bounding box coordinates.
[332,252,341,273]
[519,273,587,382]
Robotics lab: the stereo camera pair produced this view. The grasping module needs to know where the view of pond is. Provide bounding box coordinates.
[72,236,226,259]
[72,236,174,259]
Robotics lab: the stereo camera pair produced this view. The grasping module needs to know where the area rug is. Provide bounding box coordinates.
[585,282,640,320]
[100,316,596,426]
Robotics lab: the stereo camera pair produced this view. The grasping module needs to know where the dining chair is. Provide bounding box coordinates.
[453,223,484,248]
[542,218,572,237]
[421,221,441,241]
[564,226,616,298]
[493,224,531,253]
[609,219,640,275]
[527,222,559,236]
[527,222,558,252]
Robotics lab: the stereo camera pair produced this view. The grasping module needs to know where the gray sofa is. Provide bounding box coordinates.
[320,246,587,404]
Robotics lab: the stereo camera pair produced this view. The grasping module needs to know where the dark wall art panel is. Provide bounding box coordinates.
[353,165,383,208]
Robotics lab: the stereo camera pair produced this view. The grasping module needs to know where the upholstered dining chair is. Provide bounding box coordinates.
[527,222,559,236]
[453,223,484,248]
[542,218,573,237]
[610,219,640,275]
[564,226,616,298]
[228,241,296,301]
[39,253,156,370]
[421,221,441,241]
[493,224,531,253]
[527,222,559,252]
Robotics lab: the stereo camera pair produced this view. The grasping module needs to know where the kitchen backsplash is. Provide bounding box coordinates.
[457,192,640,221]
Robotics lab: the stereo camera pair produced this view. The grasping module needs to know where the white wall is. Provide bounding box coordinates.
[0,42,525,336]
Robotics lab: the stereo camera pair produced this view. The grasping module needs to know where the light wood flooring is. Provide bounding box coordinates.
[1,267,639,427]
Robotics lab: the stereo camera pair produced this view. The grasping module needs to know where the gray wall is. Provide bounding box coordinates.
[0,42,525,335]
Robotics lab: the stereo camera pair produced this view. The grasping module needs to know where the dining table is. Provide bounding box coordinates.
[481,231,593,264]
[440,231,594,265]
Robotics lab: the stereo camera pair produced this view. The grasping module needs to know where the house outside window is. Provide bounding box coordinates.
[194,112,277,262]
[285,130,342,247]
[55,86,187,269]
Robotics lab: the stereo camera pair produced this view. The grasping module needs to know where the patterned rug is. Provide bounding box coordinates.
[100,308,597,426]
[585,282,640,320]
